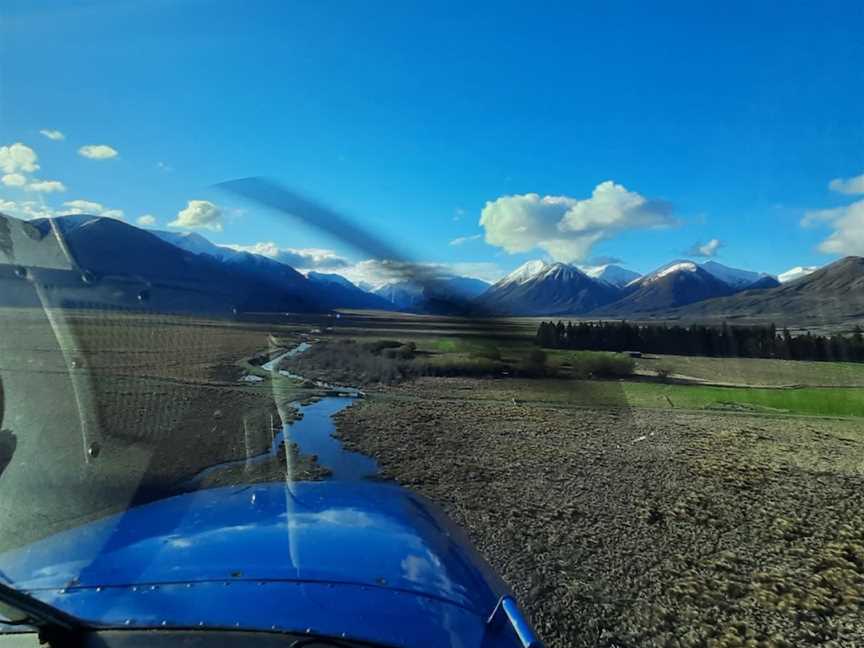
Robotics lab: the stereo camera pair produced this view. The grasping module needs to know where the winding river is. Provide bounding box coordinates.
[189,342,378,486]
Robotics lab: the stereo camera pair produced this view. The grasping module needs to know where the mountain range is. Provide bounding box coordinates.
[474,259,781,317]
[30,215,320,314]
[6,212,856,324]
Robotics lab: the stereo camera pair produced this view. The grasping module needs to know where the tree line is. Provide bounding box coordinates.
[535,320,864,363]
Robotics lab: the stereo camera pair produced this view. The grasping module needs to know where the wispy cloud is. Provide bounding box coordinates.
[78,144,119,160]
[449,233,482,246]
[685,238,723,257]
[63,199,124,220]
[137,214,157,226]
[586,255,622,266]
[0,199,56,220]
[156,161,173,172]
[828,172,864,196]
[25,179,66,193]
[39,129,65,141]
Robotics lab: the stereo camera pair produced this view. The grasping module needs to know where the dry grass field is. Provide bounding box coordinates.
[335,377,864,648]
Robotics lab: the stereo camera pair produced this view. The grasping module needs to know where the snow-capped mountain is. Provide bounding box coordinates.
[582,264,641,289]
[700,261,778,290]
[42,218,392,312]
[151,230,239,261]
[640,260,700,282]
[778,265,820,284]
[371,275,490,313]
[595,260,735,315]
[495,260,552,288]
[372,281,425,310]
[477,261,619,315]
[671,257,864,324]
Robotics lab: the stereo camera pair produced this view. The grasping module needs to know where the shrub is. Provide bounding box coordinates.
[471,346,502,361]
[418,356,501,377]
[514,348,551,377]
[362,339,404,355]
[528,349,547,365]
[568,352,635,379]
[382,344,417,360]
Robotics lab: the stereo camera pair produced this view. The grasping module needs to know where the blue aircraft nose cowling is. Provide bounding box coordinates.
[0,481,533,647]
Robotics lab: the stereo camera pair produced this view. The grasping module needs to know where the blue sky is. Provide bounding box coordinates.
[1,0,863,284]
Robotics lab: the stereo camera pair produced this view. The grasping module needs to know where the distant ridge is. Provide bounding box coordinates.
[661,256,864,325]
[700,260,779,291]
[583,264,641,288]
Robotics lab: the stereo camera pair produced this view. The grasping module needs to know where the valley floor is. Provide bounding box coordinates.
[334,377,864,648]
[5,310,863,647]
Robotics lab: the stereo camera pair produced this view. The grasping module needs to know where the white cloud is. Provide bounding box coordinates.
[156,161,173,172]
[39,129,65,141]
[137,214,157,226]
[686,238,723,257]
[64,199,103,213]
[78,144,119,160]
[26,179,66,193]
[1,173,27,187]
[0,143,40,174]
[339,259,437,287]
[63,199,125,220]
[828,172,864,196]
[479,180,674,262]
[446,262,504,284]
[169,200,223,231]
[0,199,57,220]
[340,258,502,288]
[225,241,349,270]
[802,199,864,255]
[449,234,482,246]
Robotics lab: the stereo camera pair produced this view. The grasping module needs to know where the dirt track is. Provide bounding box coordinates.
[334,377,864,648]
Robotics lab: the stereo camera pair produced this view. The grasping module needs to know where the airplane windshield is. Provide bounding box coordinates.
[1,3,863,648]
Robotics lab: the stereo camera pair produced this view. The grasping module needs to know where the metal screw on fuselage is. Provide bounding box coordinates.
[88,442,101,459]
[80,270,96,284]
[13,266,27,279]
